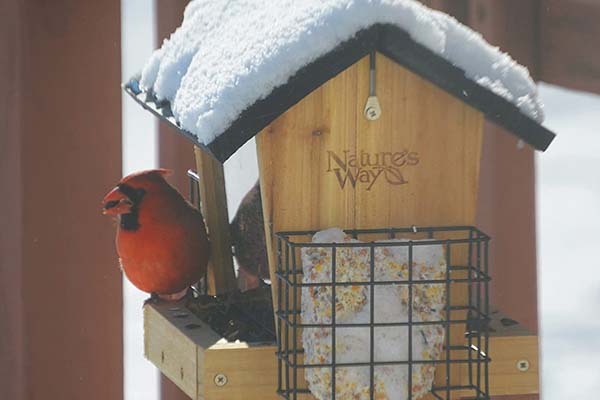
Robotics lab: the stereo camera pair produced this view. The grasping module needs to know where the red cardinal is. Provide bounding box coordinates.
[102,169,210,300]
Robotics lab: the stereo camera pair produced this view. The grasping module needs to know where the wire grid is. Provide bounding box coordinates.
[275,226,491,400]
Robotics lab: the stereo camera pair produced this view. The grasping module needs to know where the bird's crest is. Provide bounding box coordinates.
[119,168,173,184]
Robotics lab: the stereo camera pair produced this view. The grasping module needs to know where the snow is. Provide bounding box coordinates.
[536,83,600,400]
[139,0,544,147]
[122,1,160,399]
[312,227,346,243]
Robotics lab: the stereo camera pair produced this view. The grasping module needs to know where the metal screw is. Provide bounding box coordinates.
[517,359,530,372]
[312,130,322,136]
[214,373,228,387]
[366,107,380,120]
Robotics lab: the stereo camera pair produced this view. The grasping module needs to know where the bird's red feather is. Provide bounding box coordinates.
[104,169,210,296]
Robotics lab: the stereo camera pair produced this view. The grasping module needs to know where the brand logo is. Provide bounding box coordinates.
[326,149,419,190]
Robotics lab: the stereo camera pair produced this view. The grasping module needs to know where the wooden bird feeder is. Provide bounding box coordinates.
[125,3,555,399]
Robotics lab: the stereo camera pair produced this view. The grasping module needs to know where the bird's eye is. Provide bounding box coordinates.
[117,184,146,204]
[105,200,120,210]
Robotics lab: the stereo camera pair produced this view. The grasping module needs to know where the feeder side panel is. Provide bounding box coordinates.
[257,59,360,315]
[459,309,538,397]
[351,54,483,394]
[257,52,483,302]
[483,336,539,396]
[354,54,483,229]
[257,53,483,399]
[144,304,201,399]
[204,345,279,400]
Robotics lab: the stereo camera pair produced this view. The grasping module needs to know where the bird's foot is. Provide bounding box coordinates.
[143,288,193,307]
[158,288,189,302]
[143,292,160,306]
[237,268,261,292]
[183,288,198,308]
[257,278,269,288]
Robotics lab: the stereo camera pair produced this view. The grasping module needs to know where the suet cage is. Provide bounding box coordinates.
[275,227,490,400]
[183,174,494,400]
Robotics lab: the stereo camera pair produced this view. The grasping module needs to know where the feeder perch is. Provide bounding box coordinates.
[125,2,555,399]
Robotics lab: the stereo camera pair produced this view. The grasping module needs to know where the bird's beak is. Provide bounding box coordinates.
[102,187,133,215]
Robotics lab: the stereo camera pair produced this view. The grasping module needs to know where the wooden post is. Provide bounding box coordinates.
[0,3,25,398]
[464,2,541,399]
[422,0,469,24]
[0,1,123,399]
[194,146,237,295]
[157,0,197,194]
[540,0,600,95]
[422,9,542,397]
[467,0,540,335]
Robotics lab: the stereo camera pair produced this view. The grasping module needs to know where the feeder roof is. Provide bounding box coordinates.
[125,0,556,162]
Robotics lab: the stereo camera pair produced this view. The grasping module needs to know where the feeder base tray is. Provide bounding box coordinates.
[144,299,537,400]
[144,289,278,400]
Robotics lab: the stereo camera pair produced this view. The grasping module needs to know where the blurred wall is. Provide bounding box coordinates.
[0,1,123,399]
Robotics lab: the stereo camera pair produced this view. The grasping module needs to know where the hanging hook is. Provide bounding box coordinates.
[364,51,382,121]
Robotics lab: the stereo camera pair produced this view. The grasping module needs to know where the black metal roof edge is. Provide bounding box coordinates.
[123,78,217,159]
[124,24,556,163]
[376,24,555,151]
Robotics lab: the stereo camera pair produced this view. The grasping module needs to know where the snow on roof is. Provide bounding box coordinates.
[139,0,544,147]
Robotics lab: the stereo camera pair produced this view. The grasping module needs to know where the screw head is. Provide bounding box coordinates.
[516,359,530,372]
[365,106,381,120]
[363,96,382,121]
[214,373,228,387]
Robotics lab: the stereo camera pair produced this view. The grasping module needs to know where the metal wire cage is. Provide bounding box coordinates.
[275,226,491,400]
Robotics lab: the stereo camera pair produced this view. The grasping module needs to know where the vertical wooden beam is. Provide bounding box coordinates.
[156,0,196,195]
[423,2,542,397]
[468,0,540,73]
[468,0,540,334]
[154,2,197,399]
[467,2,541,399]
[195,147,237,295]
[0,1,123,400]
[421,0,470,24]
[0,1,25,399]
[539,0,600,96]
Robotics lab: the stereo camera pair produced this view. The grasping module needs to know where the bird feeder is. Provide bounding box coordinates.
[125,2,555,399]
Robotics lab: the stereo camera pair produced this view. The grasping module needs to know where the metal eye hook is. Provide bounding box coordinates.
[364,51,381,121]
